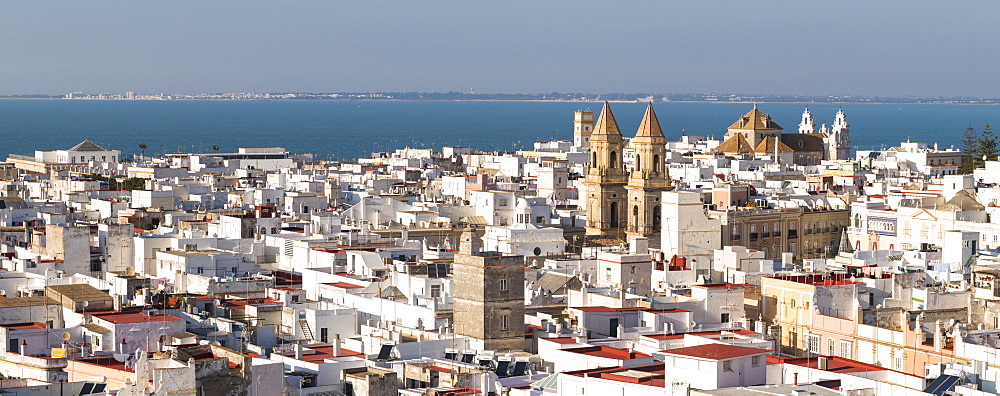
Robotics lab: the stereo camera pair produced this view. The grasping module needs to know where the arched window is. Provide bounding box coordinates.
[652,206,661,229]
[592,152,597,167]
[635,155,641,172]
[610,152,618,169]
[653,155,660,172]
[610,202,620,227]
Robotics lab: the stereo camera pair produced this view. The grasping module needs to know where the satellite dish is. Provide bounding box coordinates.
[62,332,71,340]
[125,267,136,276]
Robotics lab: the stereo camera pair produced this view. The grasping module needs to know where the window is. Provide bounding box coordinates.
[894,357,903,370]
[806,335,821,354]
[630,265,636,274]
[840,341,852,359]
[828,339,836,355]
[430,284,441,298]
[721,313,730,323]
[197,267,204,274]
[500,278,509,291]
[500,314,508,330]
[722,360,733,372]
[751,355,761,367]
[606,268,612,281]
[320,328,328,343]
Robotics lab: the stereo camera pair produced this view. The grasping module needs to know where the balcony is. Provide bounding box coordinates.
[773,231,781,237]
[788,230,798,238]
[804,229,813,235]
[749,233,759,241]
[762,232,771,238]
[731,234,741,241]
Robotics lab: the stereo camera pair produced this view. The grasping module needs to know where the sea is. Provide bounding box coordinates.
[0,100,996,161]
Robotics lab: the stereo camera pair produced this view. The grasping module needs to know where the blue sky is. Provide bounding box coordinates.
[1,1,997,96]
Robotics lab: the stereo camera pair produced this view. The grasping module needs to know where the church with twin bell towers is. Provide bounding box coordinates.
[584,102,673,240]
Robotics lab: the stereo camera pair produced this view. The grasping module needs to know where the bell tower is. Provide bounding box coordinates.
[798,108,815,134]
[584,102,627,236]
[830,108,851,160]
[626,103,672,240]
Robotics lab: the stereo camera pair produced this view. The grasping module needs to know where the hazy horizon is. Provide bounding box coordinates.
[2,1,998,97]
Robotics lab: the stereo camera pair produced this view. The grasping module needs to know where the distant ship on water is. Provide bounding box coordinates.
[635,95,668,103]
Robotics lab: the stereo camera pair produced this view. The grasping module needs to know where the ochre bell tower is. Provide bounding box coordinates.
[626,103,672,240]
[584,102,627,236]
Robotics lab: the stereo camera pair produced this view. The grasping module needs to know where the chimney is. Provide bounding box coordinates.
[818,357,828,370]
[294,343,303,360]
[333,334,342,356]
[303,222,311,237]
[793,372,798,386]
[157,335,165,352]
[80,342,89,358]
[19,340,26,355]
[934,320,943,352]
[629,237,648,254]
[119,338,127,354]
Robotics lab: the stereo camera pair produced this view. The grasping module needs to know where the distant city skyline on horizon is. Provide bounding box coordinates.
[2,1,997,98]
[4,90,998,103]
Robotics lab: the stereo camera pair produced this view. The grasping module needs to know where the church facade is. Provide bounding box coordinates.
[717,106,851,165]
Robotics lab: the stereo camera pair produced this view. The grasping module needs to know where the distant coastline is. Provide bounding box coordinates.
[1,97,998,106]
[1,91,997,105]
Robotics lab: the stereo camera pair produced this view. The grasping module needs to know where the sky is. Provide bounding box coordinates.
[1,1,998,97]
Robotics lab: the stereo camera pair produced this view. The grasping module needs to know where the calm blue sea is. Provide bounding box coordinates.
[0,100,996,161]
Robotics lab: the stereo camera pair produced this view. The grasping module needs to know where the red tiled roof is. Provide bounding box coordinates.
[563,346,651,360]
[643,328,760,341]
[692,283,751,288]
[660,344,771,360]
[322,282,365,289]
[1,322,46,331]
[279,345,363,363]
[541,337,579,345]
[562,364,666,388]
[569,306,646,312]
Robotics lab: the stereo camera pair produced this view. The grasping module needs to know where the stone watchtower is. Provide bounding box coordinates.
[584,102,627,236]
[452,227,525,352]
[626,103,672,239]
[573,110,594,149]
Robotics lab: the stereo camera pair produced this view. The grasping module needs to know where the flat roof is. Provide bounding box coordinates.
[46,284,113,302]
[0,296,59,308]
[767,355,922,378]
[562,345,651,360]
[1,322,46,331]
[660,344,772,360]
[93,312,184,325]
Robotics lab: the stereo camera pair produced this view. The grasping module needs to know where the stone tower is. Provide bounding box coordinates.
[573,110,594,149]
[626,103,672,240]
[452,227,525,352]
[798,108,815,134]
[584,102,627,236]
[829,108,851,160]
